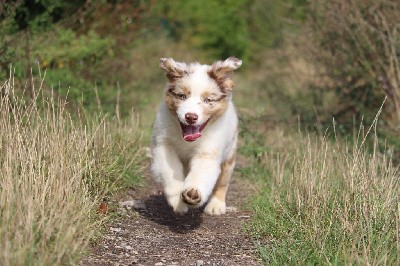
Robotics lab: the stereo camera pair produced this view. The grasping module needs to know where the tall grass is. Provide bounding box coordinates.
[248,124,400,264]
[0,73,142,265]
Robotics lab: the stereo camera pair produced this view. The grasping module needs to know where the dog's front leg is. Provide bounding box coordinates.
[182,156,221,207]
[151,144,188,214]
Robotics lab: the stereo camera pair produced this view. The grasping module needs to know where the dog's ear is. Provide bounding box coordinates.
[159,58,188,82]
[208,57,242,92]
[211,57,242,72]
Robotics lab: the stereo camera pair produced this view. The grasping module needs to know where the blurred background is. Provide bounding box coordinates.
[1,0,399,145]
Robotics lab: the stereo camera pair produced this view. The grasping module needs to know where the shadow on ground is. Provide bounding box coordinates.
[137,193,204,233]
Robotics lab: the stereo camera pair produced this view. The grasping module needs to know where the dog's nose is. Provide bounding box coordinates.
[185,113,198,124]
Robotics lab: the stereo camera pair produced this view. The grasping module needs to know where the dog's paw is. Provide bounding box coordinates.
[204,197,226,215]
[181,188,201,206]
[167,194,188,214]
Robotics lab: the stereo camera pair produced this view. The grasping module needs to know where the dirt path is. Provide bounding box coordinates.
[80,158,260,266]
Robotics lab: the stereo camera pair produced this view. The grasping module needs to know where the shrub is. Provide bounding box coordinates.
[305,0,400,129]
[153,0,249,60]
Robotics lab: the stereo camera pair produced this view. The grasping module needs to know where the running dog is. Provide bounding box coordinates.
[151,57,242,215]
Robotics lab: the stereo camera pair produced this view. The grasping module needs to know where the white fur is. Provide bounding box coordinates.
[151,58,240,215]
[204,197,226,215]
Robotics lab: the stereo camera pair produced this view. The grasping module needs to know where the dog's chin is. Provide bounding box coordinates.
[180,120,209,142]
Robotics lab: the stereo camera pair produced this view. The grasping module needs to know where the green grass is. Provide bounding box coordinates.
[242,123,400,265]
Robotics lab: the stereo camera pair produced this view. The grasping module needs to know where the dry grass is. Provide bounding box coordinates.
[246,118,400,264]
[0,73,142,265]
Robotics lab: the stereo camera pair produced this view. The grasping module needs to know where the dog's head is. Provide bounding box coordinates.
[160,57,242,142]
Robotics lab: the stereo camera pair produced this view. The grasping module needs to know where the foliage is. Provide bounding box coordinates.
[0,1,22,79]
[0,0,86,77]
[34,29,113,67]
[153,0,249,60]
[30,28,115,110]
[246,0,307,56]
[305,0,400,129]
[152,0,305,62]
[1,0,307,114]
[14,0,85,30]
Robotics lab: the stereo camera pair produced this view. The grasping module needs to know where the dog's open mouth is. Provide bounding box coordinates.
[180,120,209,142]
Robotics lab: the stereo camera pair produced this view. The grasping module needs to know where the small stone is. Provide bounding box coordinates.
[226,206,238,212]
[155,262,164,266]
[119,200,146,210]
[119,200,134,208]
[144,147,152,158]
[196,260,204,266]
[125,245,133,250]
[134,200,146,209]
[110,227,122,233]
[130,257,139,264]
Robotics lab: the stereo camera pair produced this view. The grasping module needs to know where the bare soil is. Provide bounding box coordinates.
[80,158,260,266]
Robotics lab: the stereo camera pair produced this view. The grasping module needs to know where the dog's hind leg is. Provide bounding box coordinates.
[204,154,235,215]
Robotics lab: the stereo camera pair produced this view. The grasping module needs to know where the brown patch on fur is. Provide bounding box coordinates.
[202,98,229,124]
[168,71,190,82]
[223,79,234,89]
[207,70,234,93]
[168,84,191,96]
[207,57,241,92]
[200,85,229,122]
[160,58,189,82]
[200,91,227,102]
[213,155,236,202]
[179,85,191,95]
[165,92,179,114]
[165,84,191,114]
[167,84,176,93]
[226,155,236,165]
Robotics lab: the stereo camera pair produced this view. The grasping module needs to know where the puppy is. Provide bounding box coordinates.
[151,57,242,215]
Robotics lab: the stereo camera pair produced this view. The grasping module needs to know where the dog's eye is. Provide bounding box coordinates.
[176,93,186,100]
[204,98,212,104]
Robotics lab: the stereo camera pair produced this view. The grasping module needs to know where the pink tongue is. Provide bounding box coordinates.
[182,125,202,142]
